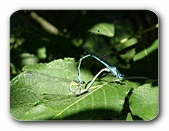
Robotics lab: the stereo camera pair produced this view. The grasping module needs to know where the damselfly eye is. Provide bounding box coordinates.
[119,74,124,79]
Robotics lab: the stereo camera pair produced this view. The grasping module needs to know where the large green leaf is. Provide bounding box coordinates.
[129,83,158,120]
[10,58,131,120]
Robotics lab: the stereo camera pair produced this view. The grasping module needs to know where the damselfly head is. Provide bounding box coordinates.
[119,74,124,79]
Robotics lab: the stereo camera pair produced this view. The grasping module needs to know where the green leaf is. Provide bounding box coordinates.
[133,39,158,61]
[10,58,131,120]
[129,83,158,120]
[89,23,115,37]
[126,112,133,121]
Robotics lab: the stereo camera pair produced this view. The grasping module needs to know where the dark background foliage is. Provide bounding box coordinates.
[10,10,158,80]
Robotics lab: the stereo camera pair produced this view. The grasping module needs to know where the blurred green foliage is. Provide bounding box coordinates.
[10,10,158,80]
